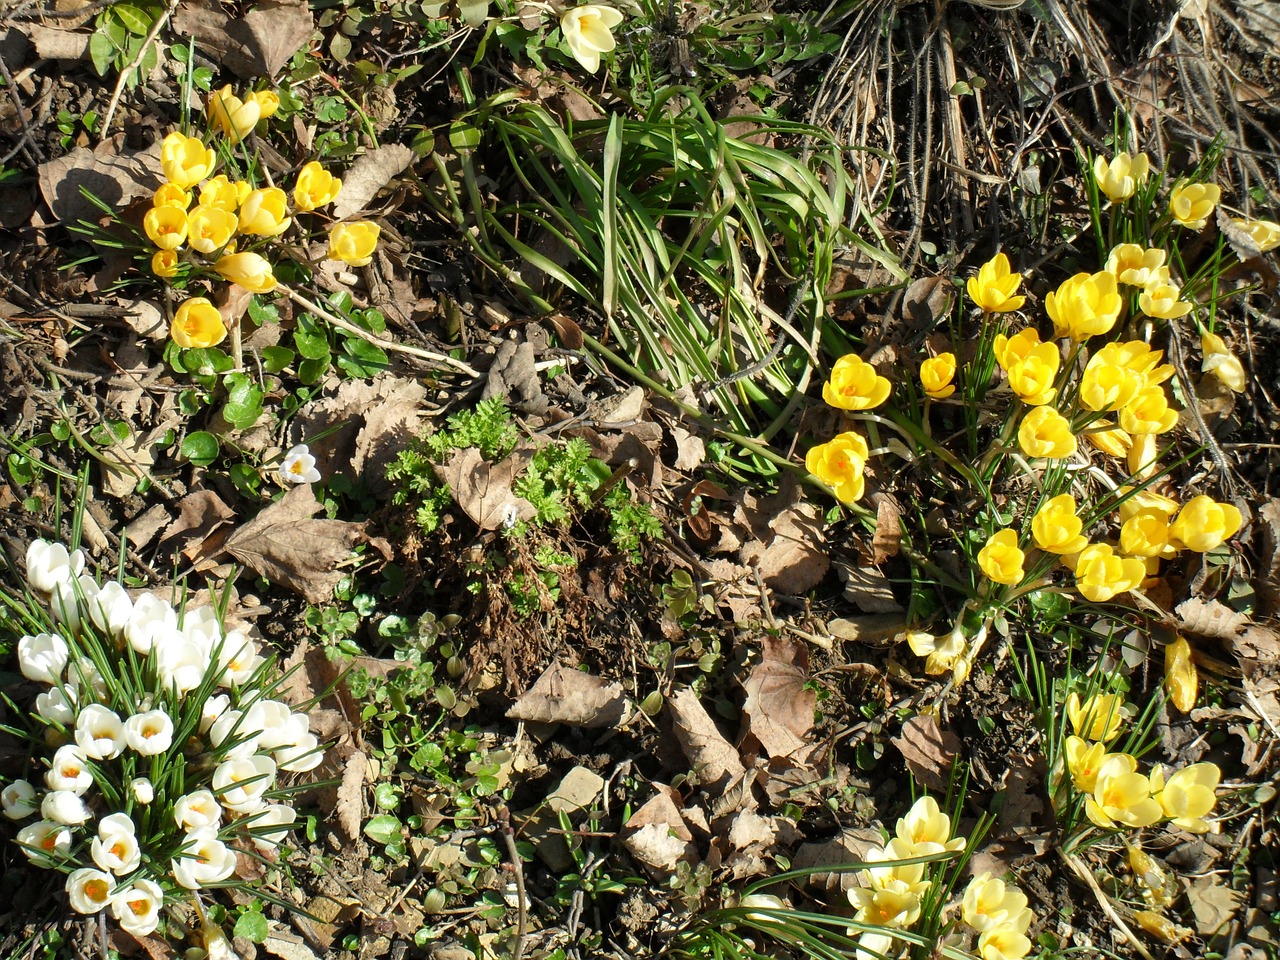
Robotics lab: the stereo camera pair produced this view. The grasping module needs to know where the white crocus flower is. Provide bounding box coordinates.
[35,684,78,726]
[154,636,208,694]
[50,575,100,631]
[247,700,295,750]
[125,593,179,655]
[246,802,297,853]
[88,581,134,638]
[66,867,116,914]
[75,704,125,760]
[1,780,38,820]
[216,629,262,687]
[212,755,277,813]
[171,827,237,888]
[200,694,231,735]
[173,789,222,832]
[91,813,142,875]
[17,632,69,684]
[26,539,86,594]
[275,733,324,773]
[131,777,154,805]
[279,444,321,484]
[111,878,165,937]
[209,710,262,760]
[124,709,175,756]
[41,789,91,825]
[181,605,224,660]
[17,819,72,862]
[45,744,93,795]
[560,4,623,73]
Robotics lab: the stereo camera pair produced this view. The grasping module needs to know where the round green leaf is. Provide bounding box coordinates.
[180,431,220,466]
[363,814,403,845]
[233,911,270,943]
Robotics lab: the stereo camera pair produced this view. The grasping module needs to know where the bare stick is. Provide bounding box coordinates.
[1061,850,1156,960]
[98,0,179,141]
[497,807,528,960]
[280,285,480,377]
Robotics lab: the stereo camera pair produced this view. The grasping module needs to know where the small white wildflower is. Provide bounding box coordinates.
[75,704,126,761]
[245,802,297,853]
[41,789,91,825]
[110,878,164,937]
[91,813,143,875]
[16,632,69,684]
[279,444,321,484]
[35,685,78,726]
[171,827,237,889]
[124,710,175,756]
[16,819,72,862]
[45,744,92,795]
[125,592,179,655]
[173,789,222,832]
[212,755,276,813]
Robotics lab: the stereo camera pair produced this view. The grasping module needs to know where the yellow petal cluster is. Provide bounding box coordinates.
[143,205,188,251]
[153,182,192,210]
[200,175,252,212]
[1169,494,1241,552]
[1066,691,1125,742]
[1018,406,1076,459]
[1092,152,1150,202]
[1138,280,1192,319]
[1200,331,1246,393]
[1064,736,1109,792]
[1004,340,1059,406]
[1164,637,1197,712]
[805,431,869,504]
[1169,181,1221,230]
[1119,508,1174,558]
[294,162,343,212]
[822,354,891,411]
[978,529,1025,586]
[894,796,965,854]
[1074,544,1145,602]
[214,252,277,294]
[1151,763,1220,833]
[967,252,1026,313]
[238,187,292,237]
[209,86,262,144]
[328,221,381,267]
[170,297,227,349]
[186,205,238,254]
[1105,244,1165,287]
[160,133,216,189]
[919,353,956,399]
[1045,271,1122,341]
[1229,217,1280,253]
[1031,494,1088,555]
[1119,385,1178,436]
[1085,753,1163,829]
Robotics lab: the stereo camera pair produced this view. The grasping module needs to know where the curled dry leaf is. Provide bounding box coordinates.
[335,749,369,842]
[330,144,415,220]
[891,714,962,792]
[741,635,815,760]
[222,483,369,603]
[38,144,161,226]
[668,688,746,795]
[621,787,698,877]
[506,661,627,728]
[434,447,537,532]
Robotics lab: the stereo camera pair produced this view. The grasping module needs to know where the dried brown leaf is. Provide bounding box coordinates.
[434,447,537,532]
[27,24,90,61]
[38,144,161,226]
[792,828,884,893]
[668,688,746,794]
[871,495,902,564]
[742,500,829,594]
[222,484,367,603]
[335,749,368,842]
[899,275,953,328]
[238,0,314,78]
[1175,597,1250,640]
[741,636,815,760]
[891,715,962,792]
[162,489,236,551]
[330,144,415,220]
[1187,875,1242,936]
[835,562,904,613]
[506,661,627,728]
[622,787,698,876]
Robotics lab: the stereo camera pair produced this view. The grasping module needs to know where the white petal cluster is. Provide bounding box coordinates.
[3,539,326,935]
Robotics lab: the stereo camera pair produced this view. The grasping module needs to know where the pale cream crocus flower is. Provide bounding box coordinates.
[561,4,624,73]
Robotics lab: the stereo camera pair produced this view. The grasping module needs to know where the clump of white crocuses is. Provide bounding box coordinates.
[2,539,325,939]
